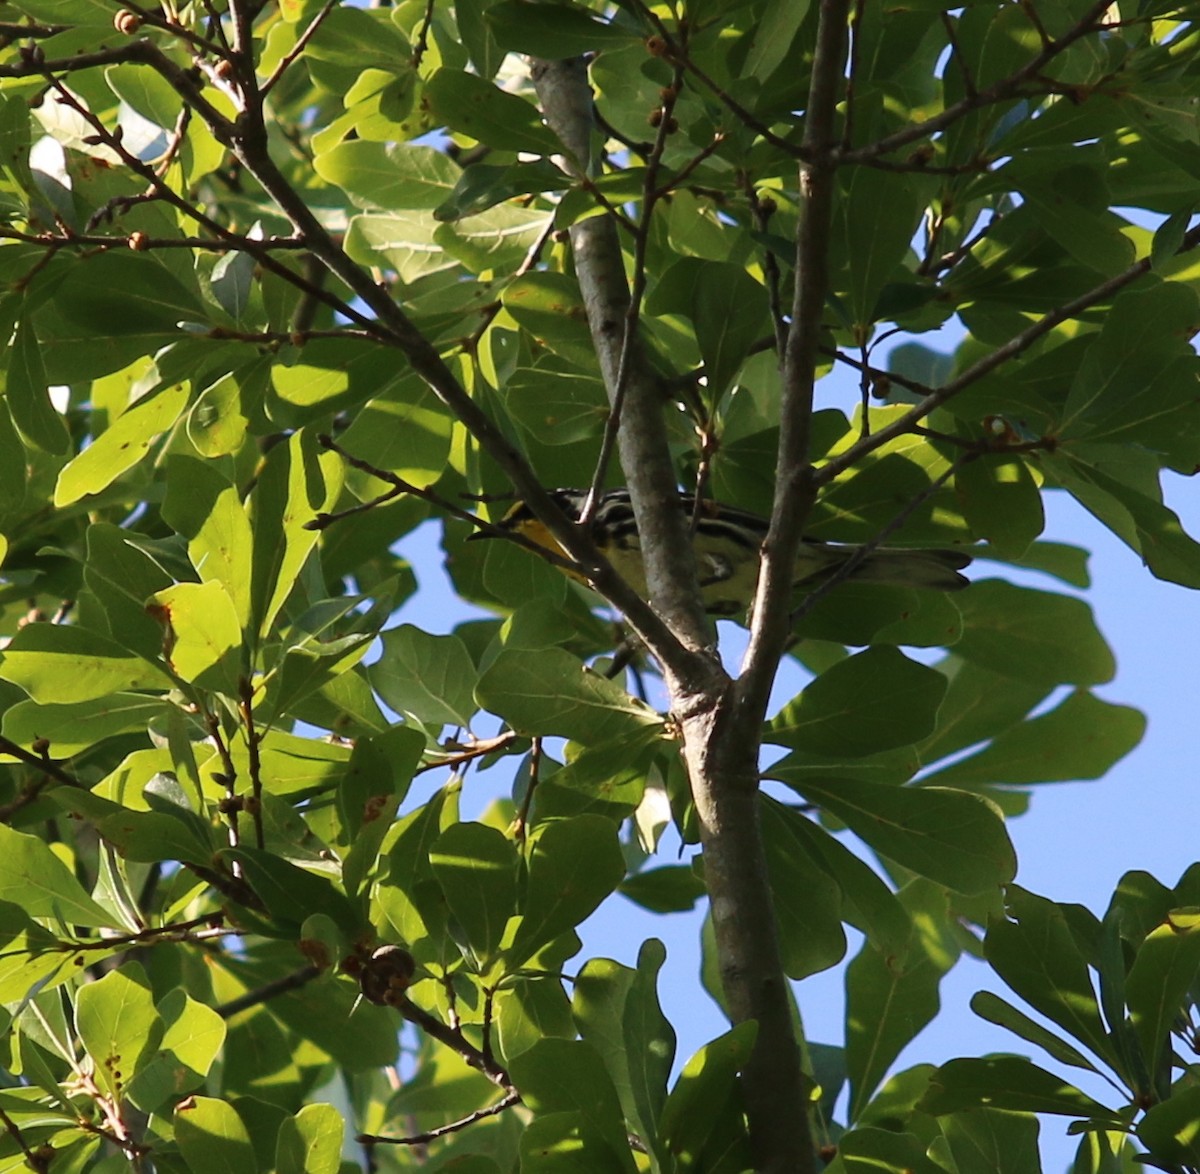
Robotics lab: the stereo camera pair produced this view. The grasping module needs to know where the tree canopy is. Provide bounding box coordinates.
[0,0,1199,1171]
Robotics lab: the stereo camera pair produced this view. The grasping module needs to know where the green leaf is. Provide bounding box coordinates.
[518,1111,630,1173]
[845,881,958,1116]
[622,939,675,1159]
[840,169,922,329]
[314,140,461,211]
[54,253,205,335]
[187,372,248,458]
[0,400,27,527]
[501,272,596,366]
[1061,283,1200,459]
[920,1056,1114,1119]
[435,159,568,222]
[53,787,213,866]
[970,990,1100,1075]
[429,822,518,959]
[7,313,68,453]
[658,1022,757,1168]
[915,656,1051,767]
[84,522,175,661]
[955,455,1044,559]
[572,957,639,1131]
[275,1103,344,1174]
[248,430,342,641]
[836,1126,944,1174]
[618,865,707,914]
[788,775,1015,894]
[425,69,561,156]
[485,1,635,56]
[1125,910,1200,1082]
[162,456,254,632]
[0,624,171,703]
[75,962,163,1101]
[508,1039,636,1171]
[0,825,109,932]
[345,211,459,283]
[984,887,1116,1067]
[759,797,847,978]
[149,581,242,694]
[222,848,358,930]
[953,581,1115,686]
[690,262,770,397]
[924,690,1145,788]
[769,811,911,958]
[508,815,626,967]
[939,1107,1044,1174]
[496,975,575,1059]
[105,63,182,129]
[505,366,608,446]
[1137,1085,1200,1167]
[766,647,947,757]
[1150,206,1193,272]
[1,694,169,757]
[175,1096,258,1174]
[1046,444,1200,587]
[336,375,453,484]
[476,648,661,743]
[378,787,455,950]
[369,625,479,727]
[126,989,226,1114]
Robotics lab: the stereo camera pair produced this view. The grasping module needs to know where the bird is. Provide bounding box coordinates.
[472,488,971,616]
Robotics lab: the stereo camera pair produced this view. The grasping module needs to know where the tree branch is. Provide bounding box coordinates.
[531,55,719,676]
[836,0,1114,164]
[215,964,322,1017]
[683,4,850,1172]
[814,224,1200,487]
[357,1091,521,1146]
[738,0,847,724]
[221,92,701,684]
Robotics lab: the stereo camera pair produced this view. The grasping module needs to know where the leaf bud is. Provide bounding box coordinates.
[113,9,141,33]
[127,231,149,251]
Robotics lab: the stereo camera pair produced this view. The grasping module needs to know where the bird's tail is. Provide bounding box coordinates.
[799,543,972,592]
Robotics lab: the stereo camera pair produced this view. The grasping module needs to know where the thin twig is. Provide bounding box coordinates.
[0,1106,47,1172]
[215,964,323,1017]
[411,0,436,69]
[941,11,977,100]
[0,226,306,252]
[391,993,512,1086]
[260,0,339,97]
[815,222,1200,487]
[628,0,806,160]
[33,70,377,334]
[0,735,85,798]
[512,737,542,843]
[311,435,579,573]
[582,61,686,523]
[415,732,521,776]
[59,914,228,952]
[837,0,1114,164]
[357,1091,521,1146]
[238,678,265,851]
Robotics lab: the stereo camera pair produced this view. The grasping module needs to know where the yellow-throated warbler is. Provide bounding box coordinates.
[476,489,971,615]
